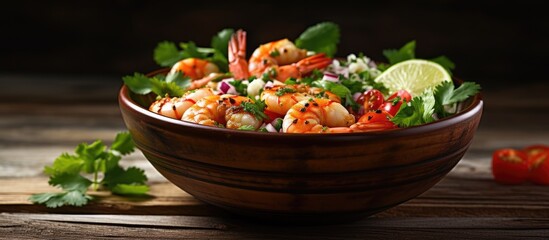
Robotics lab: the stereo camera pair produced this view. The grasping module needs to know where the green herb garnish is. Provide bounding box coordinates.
[295,22,340,57]
[241,100,268,121]
[29,132,149,208]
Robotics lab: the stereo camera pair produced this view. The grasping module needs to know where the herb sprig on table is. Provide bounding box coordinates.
[29,132,149,208]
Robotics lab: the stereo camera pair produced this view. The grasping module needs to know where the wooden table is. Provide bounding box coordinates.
[1,75,548,239]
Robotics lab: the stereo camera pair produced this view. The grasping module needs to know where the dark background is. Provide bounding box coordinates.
[1,1,548,90]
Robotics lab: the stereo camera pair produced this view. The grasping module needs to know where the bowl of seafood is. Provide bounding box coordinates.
[118,22,483,223]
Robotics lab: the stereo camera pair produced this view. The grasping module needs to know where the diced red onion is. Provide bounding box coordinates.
[322,72,339,82]
[219,80,238,95]
[265,123,278,133]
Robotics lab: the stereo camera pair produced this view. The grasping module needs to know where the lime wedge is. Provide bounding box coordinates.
[374,59,452,96]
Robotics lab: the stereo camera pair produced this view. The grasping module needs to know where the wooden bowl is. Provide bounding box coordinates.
[118,74,483,224]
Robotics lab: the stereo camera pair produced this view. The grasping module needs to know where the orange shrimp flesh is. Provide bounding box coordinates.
[260,84,341,116]
[182,94,263,130]
[272,53,332,82]
[283,98,355,133]
[149,88,215,119]
[170,58,219,80]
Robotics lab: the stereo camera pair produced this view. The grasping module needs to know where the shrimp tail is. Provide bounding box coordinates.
[296,53,332,74]
[228,29,250,80]
[275,53,332,82]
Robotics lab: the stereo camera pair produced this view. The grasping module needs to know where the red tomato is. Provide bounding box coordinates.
[263,109,283,122]
[491,149,529,184]
[380,90,412,116]
[528,150,549,185]
[523,145,549,158]
[358,110,393,124]
[357,89,384,112]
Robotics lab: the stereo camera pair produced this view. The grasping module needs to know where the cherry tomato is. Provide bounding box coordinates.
[263,109,283,122]
[380,90,412,116]
[358,110,393,124]
[528,150,549,185]
[523,145,549,158]
[356,89,385,112]
[491,149,529,184]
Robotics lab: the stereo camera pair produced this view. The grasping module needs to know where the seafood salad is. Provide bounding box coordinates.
[123,22,480,133]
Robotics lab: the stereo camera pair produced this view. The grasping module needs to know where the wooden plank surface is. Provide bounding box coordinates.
[1,77,549,238]
[1,213,548,239]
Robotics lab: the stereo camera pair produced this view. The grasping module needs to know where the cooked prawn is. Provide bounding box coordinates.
[182,94,263,130]
[261,84,341,116]
[268,53,332,82]
[149,88,215,119]
[228,29,250,80]
[228,31,332,82]
[248,38,307,77]
[170,58,220,80]
[282,98,355,133]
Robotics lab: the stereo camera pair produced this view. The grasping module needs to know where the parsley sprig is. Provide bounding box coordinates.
[391,81,480,127]
[153,29,234,72]
[123,71,189,98]
[29,132,149,208]
[241,100,268,121]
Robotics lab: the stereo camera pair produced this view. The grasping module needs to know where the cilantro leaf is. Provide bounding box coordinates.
[44,153,84,176]
[110,132,135,156]
[430,56,455,76]
[75,140,107,174]
[111,184,150,195]
[241,100,268,121]
[383,40,416,65]
[49,173,92,192]
[30,131,149,208]
[103,166,148,190]
[29,190,92,208]
[154,41,184,67]
[312,80,359,110]
[211,28,234,59]
[433,81,480,117]
[391,96,435,127]
[123,73,154,95]
[180,41,208,59]
[449,82,481,103]
[150,76,185,97]
[295,22,340,57]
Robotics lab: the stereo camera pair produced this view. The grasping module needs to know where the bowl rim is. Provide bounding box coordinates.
[118,72,483,138]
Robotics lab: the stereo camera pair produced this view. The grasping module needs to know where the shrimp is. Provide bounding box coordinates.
[269,53,333,82]
[182,94,263,130]
[261,84,341,116]
[282,98,355,133]
[228,30,332,82]
[248,38,307,77]
[228,29,250,80]
[170,58,220,80]
[349,110,398,132]
[149,88,215,119]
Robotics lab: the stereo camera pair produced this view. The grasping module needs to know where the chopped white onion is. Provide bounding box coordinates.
[265,123,278,133]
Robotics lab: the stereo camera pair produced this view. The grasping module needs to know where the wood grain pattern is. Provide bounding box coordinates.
[1,213,548,239]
